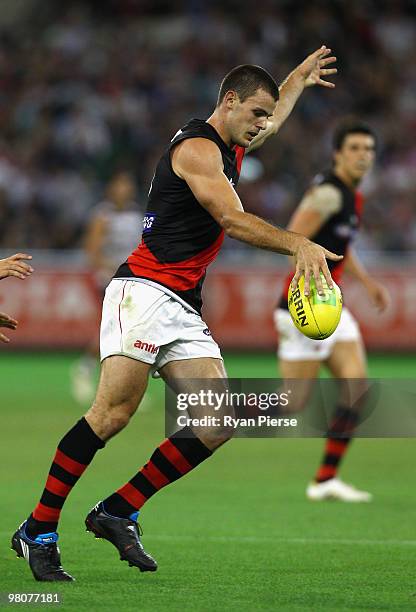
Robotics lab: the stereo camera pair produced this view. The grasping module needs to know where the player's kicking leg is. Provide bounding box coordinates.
[307,338,372,502]
[11,355,151,581]
[85,357,233,569]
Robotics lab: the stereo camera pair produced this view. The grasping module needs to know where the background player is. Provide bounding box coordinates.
[0,253,33,343]
[12,47,340,582]
[275,120,390,502]
[71,171,143,403]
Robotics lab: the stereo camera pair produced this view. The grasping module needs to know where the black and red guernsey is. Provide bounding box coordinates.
[115,118,245,313]
[279,171,364,309]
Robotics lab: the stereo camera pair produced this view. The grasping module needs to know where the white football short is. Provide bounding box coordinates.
[274,307,361,361]
[100,279,222,373]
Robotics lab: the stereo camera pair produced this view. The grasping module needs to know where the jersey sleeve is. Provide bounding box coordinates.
[298,184,342,222]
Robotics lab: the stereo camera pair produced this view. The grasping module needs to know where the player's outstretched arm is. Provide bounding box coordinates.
[0,253,33,280]
[172,138,342,295]
[247,45,337,152]
[0,311,18,343]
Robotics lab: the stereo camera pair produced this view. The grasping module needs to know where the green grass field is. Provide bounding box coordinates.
[0,352,415,611]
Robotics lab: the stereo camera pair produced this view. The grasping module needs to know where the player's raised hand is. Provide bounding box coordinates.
[0,311,18,343]
[0,253,33,280]
[298,45,337,89]
[292,238,343,296]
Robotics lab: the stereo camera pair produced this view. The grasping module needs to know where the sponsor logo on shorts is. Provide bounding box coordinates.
[203,328,212,336]
[134,339,159,354]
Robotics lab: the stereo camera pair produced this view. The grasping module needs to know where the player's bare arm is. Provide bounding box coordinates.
[287,184,342,237]
[286,202,325,238]
[0,252,33,280]
[344,248,390,312]
[85,215,114,275]
[278,184,343,291]
[248,46,337,152]
[172,137,342,294]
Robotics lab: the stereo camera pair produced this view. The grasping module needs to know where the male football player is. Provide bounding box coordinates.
[275,121,390,501]
[13,46,340,581]
[71,171,143,403]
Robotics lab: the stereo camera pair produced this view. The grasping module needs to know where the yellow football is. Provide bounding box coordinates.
[288,274,343,340]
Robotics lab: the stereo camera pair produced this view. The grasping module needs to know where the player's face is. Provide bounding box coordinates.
[334,134,376,182]
[226,88,277,147]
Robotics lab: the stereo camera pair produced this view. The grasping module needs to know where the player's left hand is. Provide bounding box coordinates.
[0,311,18,343]
[298,45,337,89]
[364,279,391,313]
[0,253,33,280]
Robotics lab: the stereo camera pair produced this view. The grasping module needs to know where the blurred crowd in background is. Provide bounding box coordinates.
[0,0,415,256]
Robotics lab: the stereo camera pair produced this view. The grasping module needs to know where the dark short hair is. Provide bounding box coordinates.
[333,120,377,151]
[217,64,279,106]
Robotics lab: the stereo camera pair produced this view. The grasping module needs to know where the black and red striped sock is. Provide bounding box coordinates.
[25,418,105,538]
[103,427,212,518]
[315,405,359,483]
